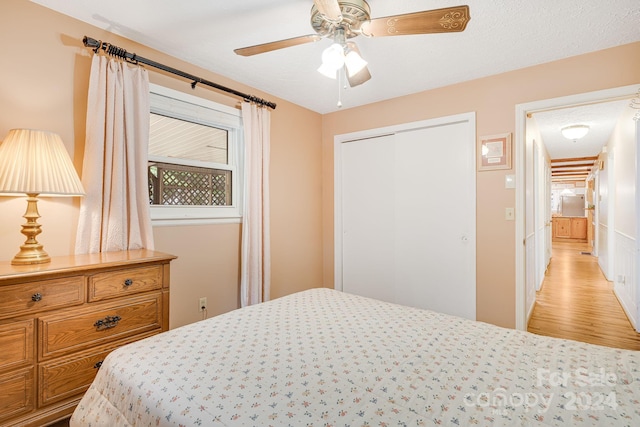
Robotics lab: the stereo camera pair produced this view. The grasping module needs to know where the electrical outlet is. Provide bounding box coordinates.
[199,297,207,312]
[505,207,515,221]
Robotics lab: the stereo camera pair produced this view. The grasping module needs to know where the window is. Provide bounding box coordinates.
[148,84,243,224]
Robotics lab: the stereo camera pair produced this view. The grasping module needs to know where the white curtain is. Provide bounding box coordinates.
[75,55,154,254]
[240,102,271,307]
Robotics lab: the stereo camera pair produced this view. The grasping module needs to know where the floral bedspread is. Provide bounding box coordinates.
[71,288,640,426]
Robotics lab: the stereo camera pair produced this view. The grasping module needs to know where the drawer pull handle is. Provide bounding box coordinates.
[31,293,43,302]
[124,279,133,287]
[94,315,122,330]
[94,361,103,369]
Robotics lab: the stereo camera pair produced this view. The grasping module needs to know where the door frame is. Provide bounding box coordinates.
[636,118,640,331]
[334,112,476,292]
[514,84,639,330]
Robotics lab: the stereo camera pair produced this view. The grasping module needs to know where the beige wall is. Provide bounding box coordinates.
[0,0,324,328]
[2,0,639,330]
[322,42,640,328]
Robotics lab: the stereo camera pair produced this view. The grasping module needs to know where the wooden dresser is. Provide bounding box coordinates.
[0,250,175,427]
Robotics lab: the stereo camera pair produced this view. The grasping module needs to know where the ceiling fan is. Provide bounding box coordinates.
[234,0,471,88]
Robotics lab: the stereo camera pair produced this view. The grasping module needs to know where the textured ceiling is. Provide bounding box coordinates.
[533,99,631,161]
[32,0,640,114]
[531,98,632,182]
[32,0,638,178]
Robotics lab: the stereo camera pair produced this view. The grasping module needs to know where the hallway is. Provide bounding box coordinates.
[527,241,640,350]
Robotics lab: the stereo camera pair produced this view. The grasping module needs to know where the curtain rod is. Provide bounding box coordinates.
[82,36,277,110]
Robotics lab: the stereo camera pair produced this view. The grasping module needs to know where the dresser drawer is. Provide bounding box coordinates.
[39,294,162,360]
[0,367,34,422]
[0,320,34,373]
[0,250,174,427]
[0,277,85,319]
[38,331,159,407]
[88,265,163,302]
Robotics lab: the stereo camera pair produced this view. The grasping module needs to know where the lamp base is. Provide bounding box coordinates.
[11,193,51,266]
[11,245,51,265]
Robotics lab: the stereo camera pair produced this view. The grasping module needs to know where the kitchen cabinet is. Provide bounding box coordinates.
[552,217,587,242]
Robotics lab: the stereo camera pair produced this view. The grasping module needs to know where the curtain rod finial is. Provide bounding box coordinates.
[83,36,102,53]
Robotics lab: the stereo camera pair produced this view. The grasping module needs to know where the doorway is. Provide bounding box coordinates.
[515,84,640,332]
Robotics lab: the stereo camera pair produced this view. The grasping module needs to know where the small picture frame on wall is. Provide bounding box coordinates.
[478,133,512,171]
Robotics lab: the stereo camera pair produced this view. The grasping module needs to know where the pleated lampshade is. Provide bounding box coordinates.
[0,129,85,265]
[0,129,85,196]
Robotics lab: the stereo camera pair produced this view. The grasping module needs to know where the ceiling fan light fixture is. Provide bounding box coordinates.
[235,2,471,96]
[321,43,345,69]
[317,62,338,79]
[344,49,367,77]
[561,124,589,140]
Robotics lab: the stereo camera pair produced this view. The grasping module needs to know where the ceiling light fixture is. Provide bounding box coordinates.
[318,26,368,78]
[317,28,369,108]
[318,43,345,79]
[344,47,368,77]
[561,124,590,140]
[317,42,368,80]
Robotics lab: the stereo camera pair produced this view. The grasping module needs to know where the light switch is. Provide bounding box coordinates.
[505,207,515,220]
[505,174,515,189]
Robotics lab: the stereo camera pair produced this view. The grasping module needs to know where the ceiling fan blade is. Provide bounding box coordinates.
[314,0,342,21]
[234,35,321,56]
[361,5,470,37]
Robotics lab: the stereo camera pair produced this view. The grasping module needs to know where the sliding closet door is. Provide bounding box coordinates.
[341,135,396,303]
[340,118,476,320]
[393,123,475,318]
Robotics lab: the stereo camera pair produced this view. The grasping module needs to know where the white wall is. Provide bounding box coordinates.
[610,107,637,329]
[614,109,637,237]
[525,116,550,321]
[597,146,613,280]
[534,139,550,292]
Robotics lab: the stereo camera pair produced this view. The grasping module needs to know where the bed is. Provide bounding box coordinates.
[71,288,640,426]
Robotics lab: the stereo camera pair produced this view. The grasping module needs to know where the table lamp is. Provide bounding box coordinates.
[0,129,85,265]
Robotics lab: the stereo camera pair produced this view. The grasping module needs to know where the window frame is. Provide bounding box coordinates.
[148,83,243,226]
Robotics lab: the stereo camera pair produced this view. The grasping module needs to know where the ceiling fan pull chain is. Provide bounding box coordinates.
[337,69,343,108]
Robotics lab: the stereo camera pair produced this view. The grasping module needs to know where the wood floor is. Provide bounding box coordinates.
[528,241,640,350]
